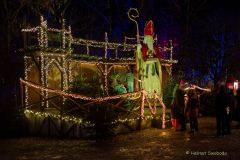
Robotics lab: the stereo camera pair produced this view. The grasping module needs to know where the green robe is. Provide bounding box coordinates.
[142,58,162,97]
[136,45,162,97]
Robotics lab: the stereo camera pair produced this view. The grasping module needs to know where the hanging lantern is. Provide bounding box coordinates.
[234,80,238,90]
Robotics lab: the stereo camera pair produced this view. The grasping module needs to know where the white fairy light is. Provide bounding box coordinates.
[104,32,108,58]
[45,63,49,108]
[20,78,139,101]
[62,19,66,49]
[40,52,45,107]
[43,20,48,47]
[24,56,29,106]
[68,26,72,50]
[21,16,176,129]
[39,16,44,47]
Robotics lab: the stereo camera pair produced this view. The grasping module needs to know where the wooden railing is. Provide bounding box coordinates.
[22,16,174,60]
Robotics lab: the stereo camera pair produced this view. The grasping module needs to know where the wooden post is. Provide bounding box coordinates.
[60,57,65,105]
[86,44,89,55]
[137,91,144,130]
[115,48,118,59]
[169,40,173,77]
[170,40,173,60]
[45,59,49,108]
[62,19,66,49]
[104,64,108,95]
[124,37,126,51]
[20,81,24,108]
[68,26,72,50]
[104,32,108,58]
[40,53,45,108]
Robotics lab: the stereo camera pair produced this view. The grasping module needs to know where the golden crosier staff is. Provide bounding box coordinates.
[127,8,142,90]
[127,8,140,44]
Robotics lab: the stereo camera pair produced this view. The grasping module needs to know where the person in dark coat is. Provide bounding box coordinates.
[236,88,240,128]
[215,85,228,137]
[171,99,179,130]
[170,83,186,131]
[186,89,199,133]
[175,85,186,131]
[226,88,235,134]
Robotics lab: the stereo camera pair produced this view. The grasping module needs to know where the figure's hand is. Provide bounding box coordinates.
[191,85,196,89]
[137,44,142,53]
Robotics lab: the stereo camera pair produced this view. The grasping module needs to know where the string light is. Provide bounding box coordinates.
[62,55,68,105]
[140,90,166,129]
[105,32,108,58]
[46,68,49,108]
[40,52,45,107]
[24,109,169,127]
[68,26,72,50]
[72,38,136,52]
[42,19,48,47]
[68,62,73,84]
[20,78,140,101]
[24,56,29,106]
[21,78,166,128]
[24,109,83,125]
[169,40,173,60]
[22,17,176,62]
[44,58,66,74]
[21,16,176,129]
[22,27,39,32]
[62,19,66,49]
[68,57,135,64]
[39,16,44,47]
[23,56,38,107]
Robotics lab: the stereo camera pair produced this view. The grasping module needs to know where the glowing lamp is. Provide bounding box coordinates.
[234,80,238,90]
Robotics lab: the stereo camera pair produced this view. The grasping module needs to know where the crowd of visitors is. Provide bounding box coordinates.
[171,79,240,136]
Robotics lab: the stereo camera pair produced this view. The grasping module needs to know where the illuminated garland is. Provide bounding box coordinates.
[25,46,176,66]
[22,16,176,130]
[105,32,108,58]
[68,61,74,83]
[62,55,68,105]
[20,78,140,101]
[21,78,166,127]
[24,109,166,127]
[68,59,135,65]
[45,59,49,108]
[124,35,157,43]
[62,19,66,49]
[24,56,39,107]
[24,109,83,125]
[40,52,45,107]
[22,16,177,64]
[160,59,178,64]
[22,62,166,128]
[42,19,48,47]
[190,85,211,92]
[154,93,166,129]
[67,26,73,49]
[22,27,39,32]
[24,56,29,106]
[140,90,166,129]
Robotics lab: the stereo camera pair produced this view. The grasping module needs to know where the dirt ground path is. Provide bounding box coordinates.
[1,117,240,160]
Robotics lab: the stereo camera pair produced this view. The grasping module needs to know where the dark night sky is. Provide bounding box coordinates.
[0,0,240,85]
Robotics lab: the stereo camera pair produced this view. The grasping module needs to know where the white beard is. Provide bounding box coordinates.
[143,35,154,50]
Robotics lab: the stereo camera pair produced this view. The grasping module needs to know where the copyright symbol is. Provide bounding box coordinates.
[186,151,189,155]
